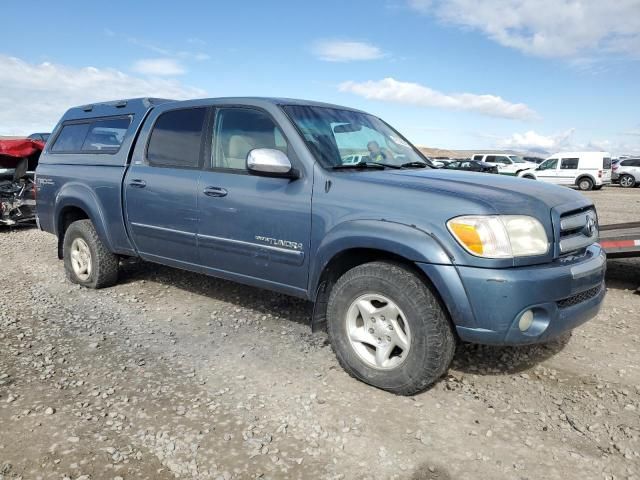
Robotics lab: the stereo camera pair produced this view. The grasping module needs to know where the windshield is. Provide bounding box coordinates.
[282,105,431,169]
[509,155,526,163]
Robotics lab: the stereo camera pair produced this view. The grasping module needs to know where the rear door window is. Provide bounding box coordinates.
[560,158,579,169]
[603,157,612,169]
[147,108,207,168]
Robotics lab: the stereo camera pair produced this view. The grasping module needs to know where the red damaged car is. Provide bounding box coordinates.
[0,138,44,226]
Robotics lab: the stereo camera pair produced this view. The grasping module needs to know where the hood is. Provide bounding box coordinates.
[337,167,591,215]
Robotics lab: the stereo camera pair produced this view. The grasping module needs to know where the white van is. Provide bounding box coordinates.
[471,153,538,176]
[518,152,612,190]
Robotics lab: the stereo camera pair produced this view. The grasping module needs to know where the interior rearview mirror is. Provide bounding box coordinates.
[333,123,362,133]
[247,148,298,178]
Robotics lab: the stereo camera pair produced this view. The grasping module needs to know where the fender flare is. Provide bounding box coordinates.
[308,219,454,298]
[54,182,114,252]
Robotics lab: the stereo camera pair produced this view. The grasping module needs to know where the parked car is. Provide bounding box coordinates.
[524,156,545,164]
[28,132,50,142]
[36,97,605,395]
[442,159,498,173]
[519,152,612,191]
[471,153,538,176]
[0,138,43,225]
[431,159,451,168]
[341,154,370,165]
[612,157,640,188]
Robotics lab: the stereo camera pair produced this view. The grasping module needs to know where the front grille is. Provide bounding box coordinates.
[558,207,598,255]
[557,285,601,309]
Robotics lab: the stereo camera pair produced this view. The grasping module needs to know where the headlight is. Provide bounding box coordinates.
[447,215,548,258]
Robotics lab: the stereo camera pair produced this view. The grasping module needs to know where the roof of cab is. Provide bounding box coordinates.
[62,96,364,121]
[61,97,174,121]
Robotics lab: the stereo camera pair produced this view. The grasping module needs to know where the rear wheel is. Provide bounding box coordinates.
[577,177,594,191]
[619,174,636,188]
[63,219,119,288]
[326,261,456,395]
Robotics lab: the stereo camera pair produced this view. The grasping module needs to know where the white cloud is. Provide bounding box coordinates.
[500,129,640,155]
[408,0,640,58]
[132,58,186,76]
[339,77,536,120]
[499,129,575,152]
[0,55,205,135]
[312,40,386,62]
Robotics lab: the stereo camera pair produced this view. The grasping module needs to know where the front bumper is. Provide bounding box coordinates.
[419,244,606,345]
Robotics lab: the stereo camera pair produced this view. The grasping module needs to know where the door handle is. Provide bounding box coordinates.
[129,179,147,188]
[203,186,228,197]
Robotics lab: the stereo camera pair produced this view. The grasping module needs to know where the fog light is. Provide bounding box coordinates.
[518,310,534,332]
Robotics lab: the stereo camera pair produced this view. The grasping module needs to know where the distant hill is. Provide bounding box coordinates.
[418,147,525,159]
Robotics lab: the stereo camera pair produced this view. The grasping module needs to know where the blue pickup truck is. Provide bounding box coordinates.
[36,97,606,394]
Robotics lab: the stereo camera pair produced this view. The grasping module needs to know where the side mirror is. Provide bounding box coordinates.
[247,148,298,178]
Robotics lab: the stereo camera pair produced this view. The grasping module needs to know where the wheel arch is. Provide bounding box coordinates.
[575,173,596,187]
[54,183,113,259]
[309,220,454,332]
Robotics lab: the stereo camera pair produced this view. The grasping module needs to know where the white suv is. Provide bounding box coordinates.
[471,154,537,176]
[613,158,640,188]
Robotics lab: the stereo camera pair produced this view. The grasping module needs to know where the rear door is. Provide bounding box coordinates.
[196,106,312,295]
[124,106,207,267]
[557,157,579,185]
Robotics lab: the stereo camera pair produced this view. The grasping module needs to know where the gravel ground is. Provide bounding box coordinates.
[1,186,639,480]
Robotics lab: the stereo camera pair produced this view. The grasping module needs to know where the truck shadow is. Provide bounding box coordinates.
[604,257,640,291]
[0,223,36,233]
[118,259,316,329]
[118,257,633,377]
[451,335,571,376]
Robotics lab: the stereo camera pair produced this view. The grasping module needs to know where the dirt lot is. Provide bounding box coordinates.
[1,186,639,480]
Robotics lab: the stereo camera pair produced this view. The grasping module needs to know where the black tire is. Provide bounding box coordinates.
[522,174,536,180]
[593,185,603,190]
[326,261,456,395]
[577,177,594,191]
[619,174,636,188]
[63,219,119,288]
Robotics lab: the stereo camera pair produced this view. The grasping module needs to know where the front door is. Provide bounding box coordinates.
[535,158,559,184]
[197,106,312,295]
[124,107,207,266]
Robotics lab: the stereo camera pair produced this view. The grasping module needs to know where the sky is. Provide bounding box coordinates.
[1,0,639,156]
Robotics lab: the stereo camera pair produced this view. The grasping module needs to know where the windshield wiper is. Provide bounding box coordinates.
[332,161,401,170]
[400,161,429,168]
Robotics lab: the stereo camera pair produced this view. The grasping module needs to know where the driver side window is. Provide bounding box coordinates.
[539,158,558,170]
[211,108,287,171]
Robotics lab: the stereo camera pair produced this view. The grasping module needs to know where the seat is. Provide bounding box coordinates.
[225,134,256,169]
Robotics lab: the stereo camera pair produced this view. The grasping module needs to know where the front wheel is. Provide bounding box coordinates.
[577,177,594,191]
[326,261,456,395]
[619,174,636,188]
[63,219,119,288]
